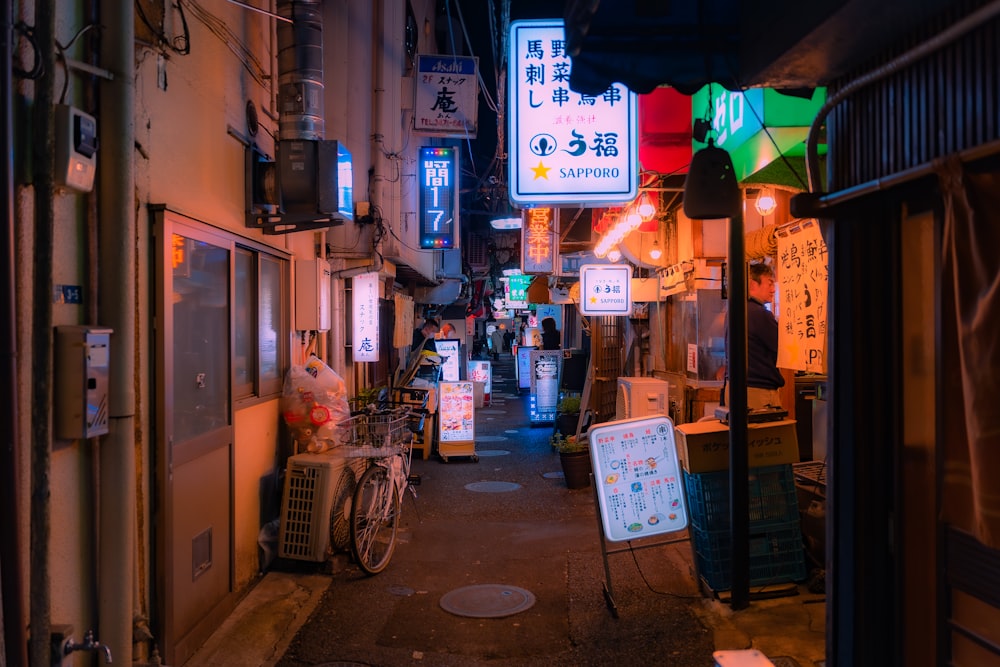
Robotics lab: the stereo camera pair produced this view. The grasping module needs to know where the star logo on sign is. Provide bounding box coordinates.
[531,161,551,180]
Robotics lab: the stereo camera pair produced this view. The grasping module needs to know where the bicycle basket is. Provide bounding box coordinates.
[343,405,412,458]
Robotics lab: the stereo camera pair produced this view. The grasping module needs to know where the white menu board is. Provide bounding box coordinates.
[436,339,461,381]
[467,360,491,395]
[438,381,475,442]
[775,219,828,373]
[588,416,688,542]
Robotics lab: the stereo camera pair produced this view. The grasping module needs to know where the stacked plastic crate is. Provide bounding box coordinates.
[676,420,807,591]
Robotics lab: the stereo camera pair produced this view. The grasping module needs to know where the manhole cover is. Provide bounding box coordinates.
[504,429,519,434]
[475,435,507,442]
[387,584,414,596]
[440,584,536,618]
[465,481,521,493]
[542,471,564,479]
[476,449,510,457]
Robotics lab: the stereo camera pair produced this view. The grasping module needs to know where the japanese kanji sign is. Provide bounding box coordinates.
[579,264,632,316]
[520,207,558,274]
[352,272,379,362]
[775,220,828,373]
[508,20,638,206]
[418,146,459,249]
[415,55,479,137]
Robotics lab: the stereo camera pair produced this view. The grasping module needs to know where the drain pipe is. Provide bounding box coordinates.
[97,0,136,664]
[0,0,27,662]
[28,0,56,664]
[804,0,1000,194]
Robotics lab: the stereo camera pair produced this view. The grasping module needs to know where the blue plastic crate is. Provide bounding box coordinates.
[683,464,800,532]
[691,520,807,592]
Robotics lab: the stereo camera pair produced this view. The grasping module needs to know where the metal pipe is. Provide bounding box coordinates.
[28,0,56,663]
[276,0,324,141]
[97,0,136,663]
[0,0,27,661]
[805,0,1000,193]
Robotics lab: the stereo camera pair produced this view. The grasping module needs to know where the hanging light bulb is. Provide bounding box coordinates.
[649,238,662,260]
[755,188,777,216]
[607,247,622,262]
[636,190,656,220]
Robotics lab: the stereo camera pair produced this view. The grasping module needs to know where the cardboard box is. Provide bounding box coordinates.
[675,419,799,473]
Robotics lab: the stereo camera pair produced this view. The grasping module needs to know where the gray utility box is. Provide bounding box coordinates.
[55,326,112,440]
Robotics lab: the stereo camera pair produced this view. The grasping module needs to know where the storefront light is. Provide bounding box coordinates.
[636,191,656,220]
[649,238,662,260]
[755,188,777,216]
[607,247,622,262]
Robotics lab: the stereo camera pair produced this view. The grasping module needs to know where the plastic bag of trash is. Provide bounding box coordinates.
[280,355,351,453]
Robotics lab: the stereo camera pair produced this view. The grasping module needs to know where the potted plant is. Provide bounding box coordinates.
[555,395,582,437]
[550,432,592,489]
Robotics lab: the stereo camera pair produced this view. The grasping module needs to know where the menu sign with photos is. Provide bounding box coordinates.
[775,219,828,373]
[588,416,689,542]
[438,381,475,442]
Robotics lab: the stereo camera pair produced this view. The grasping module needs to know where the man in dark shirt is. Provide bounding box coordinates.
[724,262,785,409]
[412,317,440,354]
[745,262,784,408]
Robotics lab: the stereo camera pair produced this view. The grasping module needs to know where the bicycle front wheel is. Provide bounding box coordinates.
[350,464,400,575]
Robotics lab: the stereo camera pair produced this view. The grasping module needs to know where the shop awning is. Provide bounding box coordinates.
[561,0,958,95]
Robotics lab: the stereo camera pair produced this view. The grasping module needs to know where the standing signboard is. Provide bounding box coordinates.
[775,219,828,373]
[528,349,562,423]
[435,339,461,381]
[588,416,689,542]
[438,381,477,462]
[508,19,638,207]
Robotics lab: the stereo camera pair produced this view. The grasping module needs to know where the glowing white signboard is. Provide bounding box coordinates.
[589,416,688,542]
[579,264,633,316]
[508,20,638,206]
[352,272,379,362]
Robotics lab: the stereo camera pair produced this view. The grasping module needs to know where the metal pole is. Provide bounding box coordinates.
[727,210,750,610]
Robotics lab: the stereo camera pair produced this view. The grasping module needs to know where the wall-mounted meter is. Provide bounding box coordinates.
[55,326,112,440]
[54,105,98,193]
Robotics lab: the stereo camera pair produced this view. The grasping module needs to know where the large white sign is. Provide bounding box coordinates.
[508,20,638,206]
[352,272,379,362]
[414,55,479,137]
[579,264,632,316]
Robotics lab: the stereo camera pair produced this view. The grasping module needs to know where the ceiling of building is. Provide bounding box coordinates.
[559,0,959,95]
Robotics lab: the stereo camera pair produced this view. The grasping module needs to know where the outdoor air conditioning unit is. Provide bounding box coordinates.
[278,450,360,562]
[616,377,669,420]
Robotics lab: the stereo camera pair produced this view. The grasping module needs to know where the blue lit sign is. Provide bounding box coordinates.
[419,146,459,249]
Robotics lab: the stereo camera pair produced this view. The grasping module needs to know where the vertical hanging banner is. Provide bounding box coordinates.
[775,220,828,373]
[418,146,459,249]
[508,20,638,206]
[521,207,558,274]
[414,55,479,137]
[352,272,380,362]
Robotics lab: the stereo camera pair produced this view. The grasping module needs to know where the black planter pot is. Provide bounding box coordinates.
[559,449,592,489]
[556,412,580,437]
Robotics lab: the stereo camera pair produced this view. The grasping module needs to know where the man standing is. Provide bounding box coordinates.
[745,262,784,409]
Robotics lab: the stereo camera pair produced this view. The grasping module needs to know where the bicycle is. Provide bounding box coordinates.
[343,404,423,575]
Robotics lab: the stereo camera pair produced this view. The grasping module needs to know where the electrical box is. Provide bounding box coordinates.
[295,259,331,331]
[54,104,98,193]
[55,326,112,439]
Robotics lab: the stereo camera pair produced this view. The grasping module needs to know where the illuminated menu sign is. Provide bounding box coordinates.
[589,416,688,542]
[579,264,632,316]
[352,271,379,362]
[419,146,459,248]
[521,208,557,274]
[508,20,638,206]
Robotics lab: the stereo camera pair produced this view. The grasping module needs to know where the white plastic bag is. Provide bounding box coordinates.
[280,356,351,453]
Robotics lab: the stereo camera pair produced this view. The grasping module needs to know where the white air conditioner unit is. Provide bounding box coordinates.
[616,377,670,420]
[278,450,360,562]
